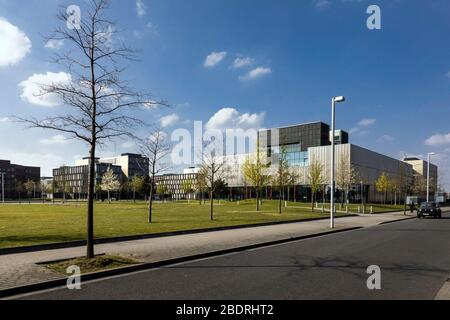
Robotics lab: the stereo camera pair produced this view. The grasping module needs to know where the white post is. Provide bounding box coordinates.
[427,153,430,203]
[330,98,336,229]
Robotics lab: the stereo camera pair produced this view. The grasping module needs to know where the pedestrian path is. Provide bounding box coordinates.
[0,211,414,292]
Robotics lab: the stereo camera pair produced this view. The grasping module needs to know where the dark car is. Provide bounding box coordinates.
[417,202,442,219]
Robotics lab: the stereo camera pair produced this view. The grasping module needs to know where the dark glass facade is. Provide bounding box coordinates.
[53,163,123,196]
[258,122,348,167]
[0,160,41,199]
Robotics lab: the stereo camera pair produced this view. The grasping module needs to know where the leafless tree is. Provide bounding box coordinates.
[200,139,227,221]
[136,128,171,223]
[335,153,359,208]
[15,0,166,258]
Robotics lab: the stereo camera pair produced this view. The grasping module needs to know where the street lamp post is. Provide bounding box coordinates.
[330,96,346,229]
[426,152,435,203]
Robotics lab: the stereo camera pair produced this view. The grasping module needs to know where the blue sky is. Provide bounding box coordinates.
[0,0,449,188]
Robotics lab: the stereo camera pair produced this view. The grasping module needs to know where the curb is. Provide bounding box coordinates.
[378,216,416,225]
[435,277,450,300]
[0,226,362,299]
[0,214,357,256]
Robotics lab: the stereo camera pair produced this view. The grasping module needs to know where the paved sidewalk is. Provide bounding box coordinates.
[0,211,413,291]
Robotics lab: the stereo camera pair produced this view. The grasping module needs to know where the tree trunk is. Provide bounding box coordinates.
[256,189,259,211]
[311,191,315,212]
[279,188,282,214]
[210,190,214,221]
[86,143,96,259]
[133,190,136,203]
[148,183,154,223]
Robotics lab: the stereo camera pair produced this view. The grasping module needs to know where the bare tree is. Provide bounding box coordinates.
[272,146,290,214]
[200,140,227,221]
[24,180,35,204]
[308,156,326,212]
[136,128,171,223]
[335,153,358,208]
[242,147,271,211]
[100,168,121,204]
[195,169,208,205]
[15,0,166,258]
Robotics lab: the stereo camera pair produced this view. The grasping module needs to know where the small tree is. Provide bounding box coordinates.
[101,168,121,204]
[182,179,195,202]
[130,175,144,203]
[40,181,49,204]
[15,180,23,203]
[336,153,358,207]
[272,145,290,214]
[200,139,227,221]
[23,180,35,204]
[156,182,169,200]
[308,156,326,212]
[136,128,171,223]
[376,172,390,204]
[242,147,271,211]
[195,170,207,205]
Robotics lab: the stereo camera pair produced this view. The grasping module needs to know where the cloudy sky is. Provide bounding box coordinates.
[0,0,450,189]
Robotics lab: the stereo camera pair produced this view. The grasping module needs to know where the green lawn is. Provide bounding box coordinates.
[286,202,405,213]
[0,200,351,250]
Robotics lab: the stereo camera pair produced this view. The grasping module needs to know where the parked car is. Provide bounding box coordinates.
[417,202,442,219]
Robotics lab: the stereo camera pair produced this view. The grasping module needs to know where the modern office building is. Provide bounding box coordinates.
[98,153,149,178]
[53,161,124,197]
[53,153,149,198]
[0,160,40,200]
[403,157,438,198]
[155,121,438,204]
[154,168,199,200]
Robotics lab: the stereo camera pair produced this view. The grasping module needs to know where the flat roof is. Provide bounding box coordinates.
[258,121,328,132]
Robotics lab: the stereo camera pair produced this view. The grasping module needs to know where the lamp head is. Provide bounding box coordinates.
[333,96,346,103]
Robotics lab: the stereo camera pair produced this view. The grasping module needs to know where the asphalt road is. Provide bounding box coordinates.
[17,211,450,300]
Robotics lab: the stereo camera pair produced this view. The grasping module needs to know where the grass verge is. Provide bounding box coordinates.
[45,255,139,274]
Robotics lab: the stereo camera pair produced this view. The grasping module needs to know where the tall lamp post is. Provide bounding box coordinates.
[330,96,346,229]
[426,152,435,203]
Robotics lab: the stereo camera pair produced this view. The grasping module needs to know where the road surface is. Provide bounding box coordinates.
[16,211,450,300]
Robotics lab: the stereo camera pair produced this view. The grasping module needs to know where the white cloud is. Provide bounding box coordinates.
[19,72,72,107]
[239,67,272,81]
[44,39,64,50]
[160,113,179,128]
[121,140,136,149]
[350,118,377,136]
[0,18,32,67]
[136,0,147,17]
[446,71,450,78]
[231,57,254,69]
[358,118,377,127]
[206,108,265,132]
[0,117,10,123]
[204,51,227,68]
[425,133,450,147]
[39,134,69,145]
[313,0,331,8]
[377,135,394,142]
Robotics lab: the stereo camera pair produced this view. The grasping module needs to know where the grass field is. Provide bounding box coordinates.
[0,200,403,250]
[0,200,339,249]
